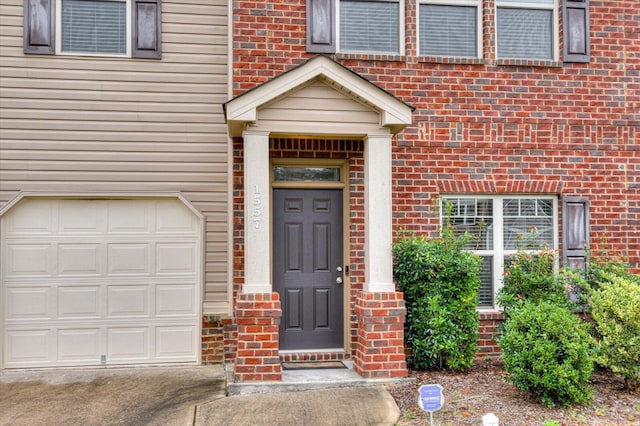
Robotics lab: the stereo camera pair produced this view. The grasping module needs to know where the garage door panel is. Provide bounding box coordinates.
[5,244,54,278]
[58,244,103,276]
[156,284,196,316]
[107,202,152,233]
[4,200,56,235]
[57,329,102,362]
[156,326,197,360]
[58,287,101,318]
[107,328,150,360]
[2,198,201,369]
[156,203,198,234]
[5,329,53,366]
[58,201,106,234]
[108,286,150,317]
[6,287,53,320]
[108,244,150,275]
[156,243,197,274]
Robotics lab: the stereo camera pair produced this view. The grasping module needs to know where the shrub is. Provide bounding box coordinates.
[589,274,640,391]
[497,232,570,313]
[393,227,481,371]
[498,300,594,407]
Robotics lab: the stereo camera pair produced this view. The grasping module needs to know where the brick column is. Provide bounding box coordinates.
[233,292,282,382]
[354,291,408,378]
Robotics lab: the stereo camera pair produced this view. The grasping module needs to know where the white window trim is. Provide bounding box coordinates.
[336,0,406,55]
[442,195,559,311]
[417,0,482,59]
[55,0,132,57]
[495,0,559,61]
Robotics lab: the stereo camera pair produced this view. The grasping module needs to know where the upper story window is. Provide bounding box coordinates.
[339,0,402,54]
[418,0,481,58]
[60,0,128,55]
[24,0,161,59]
[496,0,558,60]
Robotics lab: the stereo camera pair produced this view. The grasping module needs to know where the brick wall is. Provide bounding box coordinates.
[232,0,639,273]
[229,0,638,370]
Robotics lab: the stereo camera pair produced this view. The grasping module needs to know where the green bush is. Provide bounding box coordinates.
[589,274,640,391]
[497,233,570,313]
[393,228,481,371]
[498,300,594,407]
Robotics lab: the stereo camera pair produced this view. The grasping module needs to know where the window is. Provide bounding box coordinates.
[339,0,402,54]
[306,0,402,54]
[418,0,481,58]
[442,196,557,309]
[24,0,161,58]
[61,0,127,55]
[496,0,558,60]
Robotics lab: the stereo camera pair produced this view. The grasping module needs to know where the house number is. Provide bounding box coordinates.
[252,185,262,229]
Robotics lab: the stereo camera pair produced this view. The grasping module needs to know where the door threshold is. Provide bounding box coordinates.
[279,349,351,363]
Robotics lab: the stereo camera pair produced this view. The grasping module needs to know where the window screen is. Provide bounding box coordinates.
[62,0,127,54]
[340,0,400,53]
[497,7,553,59]
[419,4,477,57]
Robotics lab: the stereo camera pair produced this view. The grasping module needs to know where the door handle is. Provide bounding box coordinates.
[336,277,343,285]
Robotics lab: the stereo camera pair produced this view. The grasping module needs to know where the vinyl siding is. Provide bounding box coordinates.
[256,80,381,135]
[0,0,230,314]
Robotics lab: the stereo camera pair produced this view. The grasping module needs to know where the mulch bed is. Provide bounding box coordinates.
[386,360,640,425]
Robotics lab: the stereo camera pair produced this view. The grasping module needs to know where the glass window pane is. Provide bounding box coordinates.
[478,256,494,307]
[419,4,477,57]
[497,7,553,59]
[340,0,400,53]
[273,167,340,182]
[443,198,493,250]
[62,0,127,54]
[503,198,554,249]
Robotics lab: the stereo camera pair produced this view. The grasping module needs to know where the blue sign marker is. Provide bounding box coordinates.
[418,384,444,426]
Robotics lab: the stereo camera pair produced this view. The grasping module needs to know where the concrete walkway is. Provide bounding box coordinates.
[0,364,403,426]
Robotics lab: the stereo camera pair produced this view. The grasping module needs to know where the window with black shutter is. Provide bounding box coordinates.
[24,0,162,58]
[562,196,590,270]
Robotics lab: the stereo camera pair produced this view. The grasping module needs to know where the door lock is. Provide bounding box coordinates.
[336,266,342,272]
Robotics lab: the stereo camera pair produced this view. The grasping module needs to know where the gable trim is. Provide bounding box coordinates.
[224,55,413,137]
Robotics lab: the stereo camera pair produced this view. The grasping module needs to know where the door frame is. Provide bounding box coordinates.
[270,158,350,352]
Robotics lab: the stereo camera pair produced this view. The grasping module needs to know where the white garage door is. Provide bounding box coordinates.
[1,198,201,368]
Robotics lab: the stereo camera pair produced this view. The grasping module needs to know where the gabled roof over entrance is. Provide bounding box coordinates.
[224,55,414,137]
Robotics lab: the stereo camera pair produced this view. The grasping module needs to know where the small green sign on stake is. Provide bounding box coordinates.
[418,384,444,426]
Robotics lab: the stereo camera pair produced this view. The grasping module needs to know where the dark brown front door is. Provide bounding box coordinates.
[273,189,344,350]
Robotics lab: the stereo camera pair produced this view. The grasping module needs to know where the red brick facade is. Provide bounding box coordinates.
[227,0,639,377]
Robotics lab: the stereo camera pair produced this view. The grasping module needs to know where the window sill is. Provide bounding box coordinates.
[418,56,486,65]
[496,58,563,68]
[478,310,505,320]
[335,53,406,62]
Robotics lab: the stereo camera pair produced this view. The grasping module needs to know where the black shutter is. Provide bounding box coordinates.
[563,0,590,63]
[24,0,55,54]
[306,0,335,53]
[562,196,590,270]
[132,0,161,59]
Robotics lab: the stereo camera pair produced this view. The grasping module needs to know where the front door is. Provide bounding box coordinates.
[273,189,344,350]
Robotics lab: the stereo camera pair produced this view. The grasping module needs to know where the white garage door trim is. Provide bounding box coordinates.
[0,193,204,369]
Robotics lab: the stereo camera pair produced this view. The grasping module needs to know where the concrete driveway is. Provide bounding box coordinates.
[0,365,401,426]
[0,366,226,426]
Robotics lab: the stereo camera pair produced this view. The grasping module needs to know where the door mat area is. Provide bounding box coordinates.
[281,361,347,370]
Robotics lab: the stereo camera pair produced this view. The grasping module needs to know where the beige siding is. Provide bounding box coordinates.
[256,80,381,135]
[0,0,230,314]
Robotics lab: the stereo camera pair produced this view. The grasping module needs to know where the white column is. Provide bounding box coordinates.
[364,133,395,292]
[243,130,272,294]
